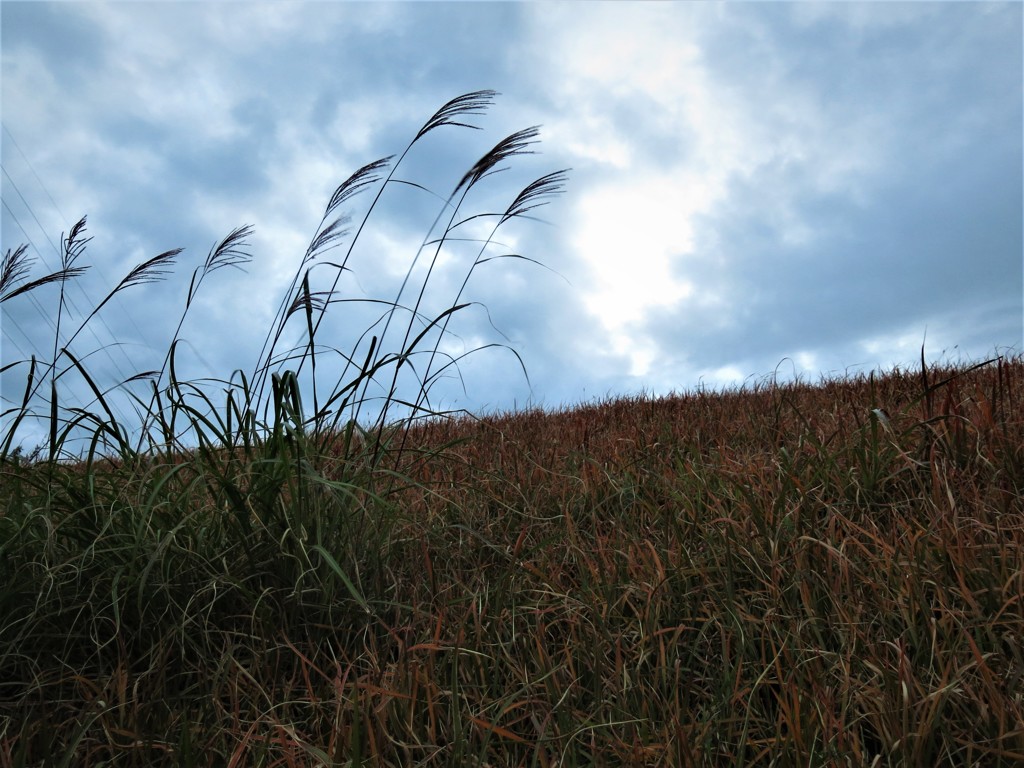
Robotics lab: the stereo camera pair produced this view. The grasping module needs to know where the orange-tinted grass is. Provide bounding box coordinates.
[3,355,1022,766]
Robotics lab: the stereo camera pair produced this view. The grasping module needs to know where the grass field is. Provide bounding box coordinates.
[3,353,1022,766]
[2,92,1022,766]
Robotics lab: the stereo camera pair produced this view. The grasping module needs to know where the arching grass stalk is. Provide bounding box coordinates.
[410,168,570,420]
[132,224,254,457]
[251,90,499,428]
[365,126,550,434]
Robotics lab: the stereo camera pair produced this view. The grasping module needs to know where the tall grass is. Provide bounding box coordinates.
[1,89,566,467]
[2,93,1023,766]
[0,91,571,766]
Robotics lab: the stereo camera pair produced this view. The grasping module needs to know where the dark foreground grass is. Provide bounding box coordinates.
[2,354,1022,766]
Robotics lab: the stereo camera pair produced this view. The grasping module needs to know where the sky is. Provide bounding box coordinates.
[2,1,1022,452]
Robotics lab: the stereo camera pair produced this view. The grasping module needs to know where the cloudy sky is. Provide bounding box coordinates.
[2,2,1021,450]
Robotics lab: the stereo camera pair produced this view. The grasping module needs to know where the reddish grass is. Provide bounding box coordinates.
[3,355,1022,766]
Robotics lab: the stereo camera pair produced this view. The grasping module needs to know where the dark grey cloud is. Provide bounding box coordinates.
[1,3,105,86]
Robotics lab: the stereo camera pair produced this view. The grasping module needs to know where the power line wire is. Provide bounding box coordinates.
[2,122,167,370]
[1,126,172,440]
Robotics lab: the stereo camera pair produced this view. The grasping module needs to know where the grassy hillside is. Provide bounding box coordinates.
[1,92,1021,765]
[2,354,1022,766]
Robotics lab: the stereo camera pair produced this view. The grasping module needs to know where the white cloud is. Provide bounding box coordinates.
[519,1,1007,393]
[571,174,701,375]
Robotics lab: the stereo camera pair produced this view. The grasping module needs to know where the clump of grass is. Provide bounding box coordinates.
[0,91,569,766]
